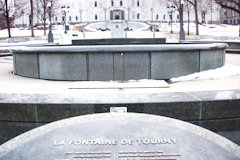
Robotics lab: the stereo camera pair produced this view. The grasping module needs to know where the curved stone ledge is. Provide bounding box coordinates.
[12,43,228,52]
[12,43,227,81]
[0,90,239,145]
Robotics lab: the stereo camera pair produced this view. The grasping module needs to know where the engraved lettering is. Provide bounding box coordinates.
[150,139,157,144]
[112,139,118,145]
[136,139,142,144]
[82,140,89,145]
[143,139,150,144]
[69,140,118,146]
[53,140,65,146]
[164,139,172,144]
[171,138,177,144]
[121,139,134,145]
[118,150,181,159]
[121,139,128,145]
[136,139,176,145]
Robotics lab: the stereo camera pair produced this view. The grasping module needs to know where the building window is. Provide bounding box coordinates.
[95,14,98,20]
[177,14,179,19]
[69,16,71,21]
[62,16,65,22]
[137,13,140,19]
[137,0,140,6]
[156,14,159,20]
[163,14,165,20]
[76,16,78,21]
[224,10,227,15]
[95,1,97,7]
[111,0,114,6]
[120,0,123,6]
[55,17,57,21]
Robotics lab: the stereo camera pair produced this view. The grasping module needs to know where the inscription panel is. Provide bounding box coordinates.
[0,114,239,160]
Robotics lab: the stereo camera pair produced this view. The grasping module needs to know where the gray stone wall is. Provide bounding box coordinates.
[12,43,227,81]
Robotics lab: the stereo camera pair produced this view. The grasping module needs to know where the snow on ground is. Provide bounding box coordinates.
[161,23,239,37]
[85,21,149,32]
[0,22,239,42]
[170,64,240,83]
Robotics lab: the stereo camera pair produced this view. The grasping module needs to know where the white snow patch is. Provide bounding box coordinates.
[170,64,240,83]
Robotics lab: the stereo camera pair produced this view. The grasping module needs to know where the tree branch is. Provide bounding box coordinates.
[215,0,240,14]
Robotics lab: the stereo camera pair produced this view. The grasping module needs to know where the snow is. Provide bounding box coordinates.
[169,64,240,83]
[0,22,239,44]
[85,21,149,32]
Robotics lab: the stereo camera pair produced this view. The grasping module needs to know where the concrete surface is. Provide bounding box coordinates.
[0,53,239,146]
[0,113,239,160]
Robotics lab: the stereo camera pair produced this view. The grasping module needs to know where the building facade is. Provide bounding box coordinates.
[220,5,239,25]
[56,0,174,24]
[14,0,221,27]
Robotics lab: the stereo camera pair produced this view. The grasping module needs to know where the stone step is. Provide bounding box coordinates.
[226,49,240,54]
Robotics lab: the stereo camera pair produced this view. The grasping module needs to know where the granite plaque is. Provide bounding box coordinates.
[0,113,239,160]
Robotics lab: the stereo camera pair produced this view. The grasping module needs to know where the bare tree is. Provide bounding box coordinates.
[198,0,213,23]
[186,0,200,35]
[165,0,184,36]
[0,0,26,38]
[35,0,58,35]
[214,0,240,36]
[0,13,5,29]
[215,0,240,13]
[30,0,34,37]
[185,0,193,35]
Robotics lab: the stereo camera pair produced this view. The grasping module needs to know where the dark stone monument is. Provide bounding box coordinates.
[72,38,166,45]
[0,113,239,160]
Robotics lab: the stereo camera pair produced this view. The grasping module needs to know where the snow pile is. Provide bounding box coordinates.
[170,64,240,83]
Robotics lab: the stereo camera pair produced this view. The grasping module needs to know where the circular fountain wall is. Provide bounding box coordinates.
[12,43,227,81]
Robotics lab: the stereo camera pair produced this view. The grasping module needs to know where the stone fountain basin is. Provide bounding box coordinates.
[12,43,227,81]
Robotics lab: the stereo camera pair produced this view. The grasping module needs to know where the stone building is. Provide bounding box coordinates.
[14,0,221,27]
[220,5,239,25]
[56,0,174,24]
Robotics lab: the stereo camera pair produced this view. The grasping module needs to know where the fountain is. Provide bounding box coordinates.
[12,42,227,81]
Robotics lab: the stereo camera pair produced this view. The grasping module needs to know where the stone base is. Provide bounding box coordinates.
[0,90,240,145]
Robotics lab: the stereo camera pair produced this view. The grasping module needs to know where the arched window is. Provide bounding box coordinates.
[137,13,140,19]
[163,14,165,20]
[156,14,159,20]
[69,16,71,21]
[76,16,78,21]
[120,0,123,6]
[111,0,114,6]
[95,14,98,20]
[137,0,140,6]
[55,17,57,21]
[95,1,97,7]
[62,16,65,22]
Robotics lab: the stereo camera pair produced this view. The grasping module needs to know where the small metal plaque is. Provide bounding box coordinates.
[110,107,127,113]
